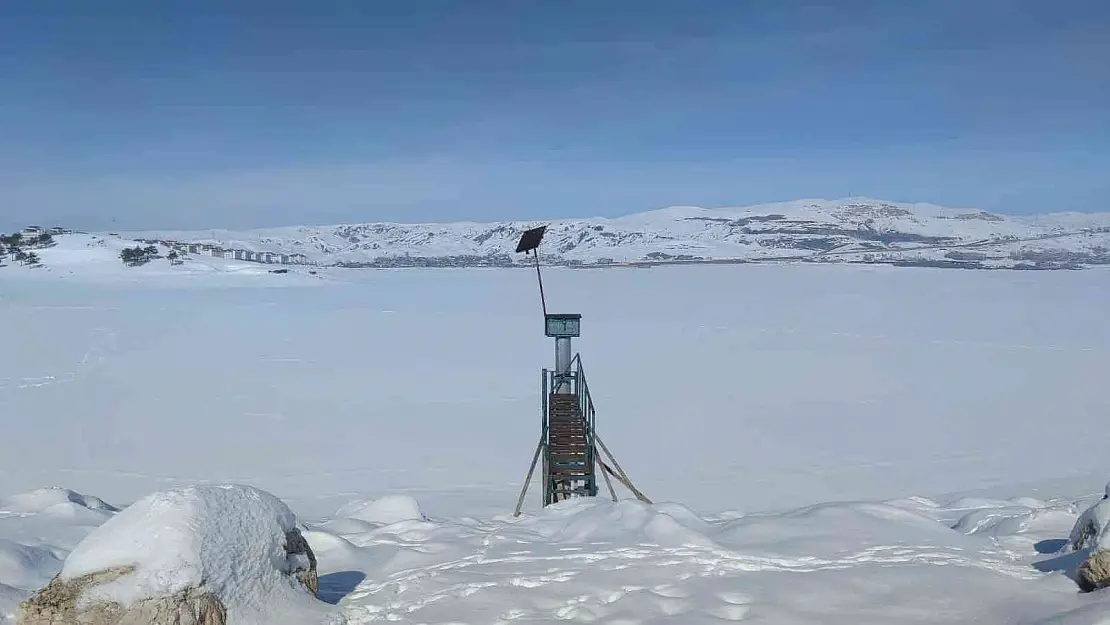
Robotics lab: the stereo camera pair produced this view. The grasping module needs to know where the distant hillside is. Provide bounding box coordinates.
[114,197,1110,270]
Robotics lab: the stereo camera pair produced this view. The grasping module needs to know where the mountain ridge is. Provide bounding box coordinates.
[121,197,1110,270]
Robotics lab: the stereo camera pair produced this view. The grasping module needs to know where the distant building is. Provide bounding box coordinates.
[22,226,44,236]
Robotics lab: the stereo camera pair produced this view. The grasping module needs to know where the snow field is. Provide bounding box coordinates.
[2,257,1110,622]
[3,487,1110,623]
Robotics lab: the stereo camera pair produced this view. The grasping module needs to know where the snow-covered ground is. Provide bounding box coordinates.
[2,253,1110,623]
[0,232,328,285]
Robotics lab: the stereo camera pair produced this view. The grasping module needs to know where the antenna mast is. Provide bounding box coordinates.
[509,224,650,515]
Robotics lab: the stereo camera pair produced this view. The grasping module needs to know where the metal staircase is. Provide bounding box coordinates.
[510,225,651,516]
[543,355,598,503]
[513,352,652,515]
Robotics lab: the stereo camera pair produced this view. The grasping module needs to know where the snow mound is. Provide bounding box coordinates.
[717,500,984,560]
[57,483,339,624]
[0,540,62,623]
[335,495,425,526]
[0,487,118,515]
[0,539,61,594]
[515,498,719,548]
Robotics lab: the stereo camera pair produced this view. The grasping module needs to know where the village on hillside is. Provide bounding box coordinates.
[14,225,315,267]
[148,239,314,266]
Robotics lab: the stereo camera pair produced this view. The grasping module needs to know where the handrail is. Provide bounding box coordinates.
[542,352,600,500]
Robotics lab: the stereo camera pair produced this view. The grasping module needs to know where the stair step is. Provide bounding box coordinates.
[545,390,596,490]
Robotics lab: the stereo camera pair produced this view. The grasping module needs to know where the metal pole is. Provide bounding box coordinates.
[542,369,550,506]
[533,250,547,317]
[597,454,618,502]
[596,435,652,504]
[513,434,545,517]
[554,337,572,393]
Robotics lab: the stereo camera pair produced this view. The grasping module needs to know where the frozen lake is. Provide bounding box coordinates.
[3,263,1108,518]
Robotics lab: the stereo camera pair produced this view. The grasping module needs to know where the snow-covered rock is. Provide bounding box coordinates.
[1063,484,1110,592]
[17,484,339,625]
[1068,495,1110,553]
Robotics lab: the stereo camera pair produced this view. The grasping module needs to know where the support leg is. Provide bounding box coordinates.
[597,454,618,502]
[596,435,652,504]
[597,458,640,500]
[513,434,546,517]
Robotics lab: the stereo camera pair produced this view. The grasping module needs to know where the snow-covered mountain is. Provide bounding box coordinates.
[126,198,1110,270]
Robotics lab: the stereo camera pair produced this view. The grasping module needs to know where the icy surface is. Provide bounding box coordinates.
[3,252,1110,622]
[2,259,1107,517]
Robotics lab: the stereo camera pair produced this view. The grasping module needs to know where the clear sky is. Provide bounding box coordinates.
[1,0,1107,231]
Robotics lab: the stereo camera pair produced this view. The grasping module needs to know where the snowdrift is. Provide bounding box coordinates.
[295,495,1090,624]
[1,485,1108,624]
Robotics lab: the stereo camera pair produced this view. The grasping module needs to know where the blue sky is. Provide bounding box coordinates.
[1,0,1107,231]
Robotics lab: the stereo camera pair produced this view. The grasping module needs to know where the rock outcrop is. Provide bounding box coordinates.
[284,528,319,598]
[1077,549,1110,593]
[18,565,227,625]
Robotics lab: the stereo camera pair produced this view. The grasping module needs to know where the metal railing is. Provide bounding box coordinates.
[571,354,597,463]
[541,353,599,503]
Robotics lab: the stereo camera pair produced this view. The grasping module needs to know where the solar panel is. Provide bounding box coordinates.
[515,225,547,254]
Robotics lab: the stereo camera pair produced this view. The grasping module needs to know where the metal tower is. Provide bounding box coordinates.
[511,226,651,514]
